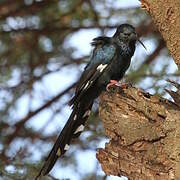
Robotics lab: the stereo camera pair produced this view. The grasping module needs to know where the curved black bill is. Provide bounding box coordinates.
[138,39,147,50]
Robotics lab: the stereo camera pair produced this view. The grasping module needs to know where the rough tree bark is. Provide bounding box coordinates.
[141,0,180,67]
[97,1,180,179]
[97,85,180,180]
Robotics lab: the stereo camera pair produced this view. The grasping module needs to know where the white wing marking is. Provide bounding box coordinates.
[97,64,108,72]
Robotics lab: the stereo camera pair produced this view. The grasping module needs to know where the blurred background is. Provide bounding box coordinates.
[0,0,179,180]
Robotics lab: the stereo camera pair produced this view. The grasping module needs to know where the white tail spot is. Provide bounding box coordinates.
[64,144,70,151]
[74,125,85,134]
[56,148,61,156]
[83,110,91,118]
[97,64,108,72]
[74,114,77,121]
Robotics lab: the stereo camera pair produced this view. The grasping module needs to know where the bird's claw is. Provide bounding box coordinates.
[106,80,119,91]
[106,81,130,91]
[119,82,129,89]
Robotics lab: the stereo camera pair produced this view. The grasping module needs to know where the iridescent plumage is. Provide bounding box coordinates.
[36,24,139,179]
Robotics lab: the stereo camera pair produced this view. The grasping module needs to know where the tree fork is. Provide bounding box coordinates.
[97,85,180,180]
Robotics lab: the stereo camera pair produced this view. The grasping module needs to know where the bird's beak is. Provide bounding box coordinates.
[138,39,147,50]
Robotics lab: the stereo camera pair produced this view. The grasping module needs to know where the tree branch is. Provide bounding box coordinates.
[4,82,76,145]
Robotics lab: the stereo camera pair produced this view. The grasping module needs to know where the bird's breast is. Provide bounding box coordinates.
[110,53,131,80]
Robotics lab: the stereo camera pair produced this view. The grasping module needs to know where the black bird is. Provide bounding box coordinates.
[36,24,144,179]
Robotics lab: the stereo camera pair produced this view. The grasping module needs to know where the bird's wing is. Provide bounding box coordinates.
[69,36,116,106]
[36,38,117,179]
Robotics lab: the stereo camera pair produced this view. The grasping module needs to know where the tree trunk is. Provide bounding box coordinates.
[141,0,180,67]
[97,1,180,179]
[97,85,180,180]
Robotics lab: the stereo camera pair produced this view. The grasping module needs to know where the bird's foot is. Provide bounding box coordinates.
[106,81,130,91]
[119,82,130,89]
[106,80,119,91]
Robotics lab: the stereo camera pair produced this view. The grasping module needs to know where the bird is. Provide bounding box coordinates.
[35,23,145,179]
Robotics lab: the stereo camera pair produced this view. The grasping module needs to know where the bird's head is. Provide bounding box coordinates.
[114,24,137,43]
[113,24,146,50]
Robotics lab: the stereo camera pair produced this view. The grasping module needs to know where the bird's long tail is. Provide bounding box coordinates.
[35,103,93,179]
